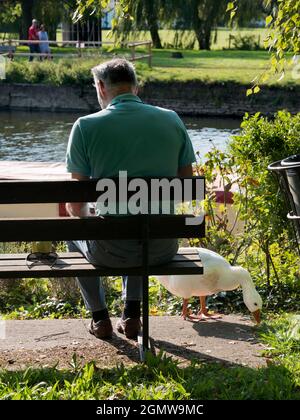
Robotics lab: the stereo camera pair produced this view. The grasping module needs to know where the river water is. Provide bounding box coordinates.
[0,111,241,162]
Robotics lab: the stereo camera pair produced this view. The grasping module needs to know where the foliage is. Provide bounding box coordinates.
[229,110,300,239]
[258,313,300,390]
[230,34,262,50]
[76,0,264,51]
[4,58,99,86]
[0,314,299,399]
[0,1,21,26]
[259,314,300,359]
[229,0,300,92]
[192,111,300,310]
[112,0,162,48]
[263,0,300,81]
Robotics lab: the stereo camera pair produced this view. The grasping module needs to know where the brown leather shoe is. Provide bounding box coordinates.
[89,319,113,339]
[116,317,142,339]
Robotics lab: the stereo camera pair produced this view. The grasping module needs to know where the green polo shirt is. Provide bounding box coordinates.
[66,93,196,179]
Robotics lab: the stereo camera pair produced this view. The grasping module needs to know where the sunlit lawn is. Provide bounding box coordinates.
[2,26,298,86]
[4,46,298,86]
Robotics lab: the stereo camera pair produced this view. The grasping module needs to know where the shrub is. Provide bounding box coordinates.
[230,34,262,50]
[193,111,300,311]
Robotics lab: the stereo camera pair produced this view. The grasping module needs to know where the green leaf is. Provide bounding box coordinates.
[246,88,253,96]
[253,86,261,94]
[266,15,273,26]
[230,10,237,20]
[226,2,235,12]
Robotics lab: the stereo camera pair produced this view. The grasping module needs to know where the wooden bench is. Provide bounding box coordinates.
[0,177,205,360]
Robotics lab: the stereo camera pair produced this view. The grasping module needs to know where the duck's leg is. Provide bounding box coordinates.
[182,299,196,321]
[195,296,222,320]
[181,298,189,320]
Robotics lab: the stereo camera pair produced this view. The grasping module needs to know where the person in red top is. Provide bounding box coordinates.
[28,19,40,62]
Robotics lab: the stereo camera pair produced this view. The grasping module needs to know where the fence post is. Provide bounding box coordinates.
[148,41,152,68]
[131,44,135,62]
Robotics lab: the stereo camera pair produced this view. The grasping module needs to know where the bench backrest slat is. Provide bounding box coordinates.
[0,177,205,240]
[0,215,205,241]
[0,177,204,203]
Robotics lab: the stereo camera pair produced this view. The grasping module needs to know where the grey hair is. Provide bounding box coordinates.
[91,58,137,88]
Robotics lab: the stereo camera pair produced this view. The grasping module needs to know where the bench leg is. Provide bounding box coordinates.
[138,217,156,362]
[138,272,149,362]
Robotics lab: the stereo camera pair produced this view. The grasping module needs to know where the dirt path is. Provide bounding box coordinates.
[0,315,267,370]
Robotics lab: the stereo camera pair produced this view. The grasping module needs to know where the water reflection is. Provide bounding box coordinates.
[0,111,241,162]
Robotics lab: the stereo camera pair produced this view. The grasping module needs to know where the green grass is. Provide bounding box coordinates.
[140,49,297,85]
[1,26,298,86]
[0,314,299,399]
[3,48,298,87]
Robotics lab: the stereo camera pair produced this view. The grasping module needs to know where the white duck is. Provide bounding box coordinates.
[157,247,262,324]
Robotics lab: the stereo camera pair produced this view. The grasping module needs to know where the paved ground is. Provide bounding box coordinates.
[0,315,267,370]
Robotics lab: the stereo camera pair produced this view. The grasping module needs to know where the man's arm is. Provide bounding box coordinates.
[65,172,90,217]
[177,164,193,177]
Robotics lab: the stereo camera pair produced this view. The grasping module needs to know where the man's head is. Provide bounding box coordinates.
[91,58,138,109]
[32,19,38,28]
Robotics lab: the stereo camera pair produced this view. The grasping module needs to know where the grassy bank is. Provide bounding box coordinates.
[0,314,299,400]
[2,49,298,86]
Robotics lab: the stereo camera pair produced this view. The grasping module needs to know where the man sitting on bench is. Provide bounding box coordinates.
[65,58,196,340]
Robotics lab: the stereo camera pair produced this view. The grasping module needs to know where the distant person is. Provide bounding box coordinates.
[38,24,51,60]
[28,19,40,62]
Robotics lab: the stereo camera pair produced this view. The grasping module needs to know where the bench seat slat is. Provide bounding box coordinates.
[0,250,203,278]
[0,251,201,263]
[0,252,81,260]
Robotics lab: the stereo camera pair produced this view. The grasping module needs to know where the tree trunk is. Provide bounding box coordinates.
[48,25,57,42]
[19,0,35,40]
[204,26,211,50]
[149,26,162,49]
[144,0,162,49]
[194,26,211,50]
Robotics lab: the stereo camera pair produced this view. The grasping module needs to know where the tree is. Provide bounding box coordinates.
[111,0,162,48]
[34,0,63,41]
[187,0,227,50]
[0,1,21,39]
[228,0,300,92]
[161,0,263,50]
[19,0,34,39]
[264,0,300,80]
[0,0,70,40]
[143,0,162,49]
[73,0,300,59]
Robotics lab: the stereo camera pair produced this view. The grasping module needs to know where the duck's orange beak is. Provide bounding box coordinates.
[252,309,261,324]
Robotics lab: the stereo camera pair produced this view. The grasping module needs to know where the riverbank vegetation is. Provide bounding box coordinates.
[2,48,299,87]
